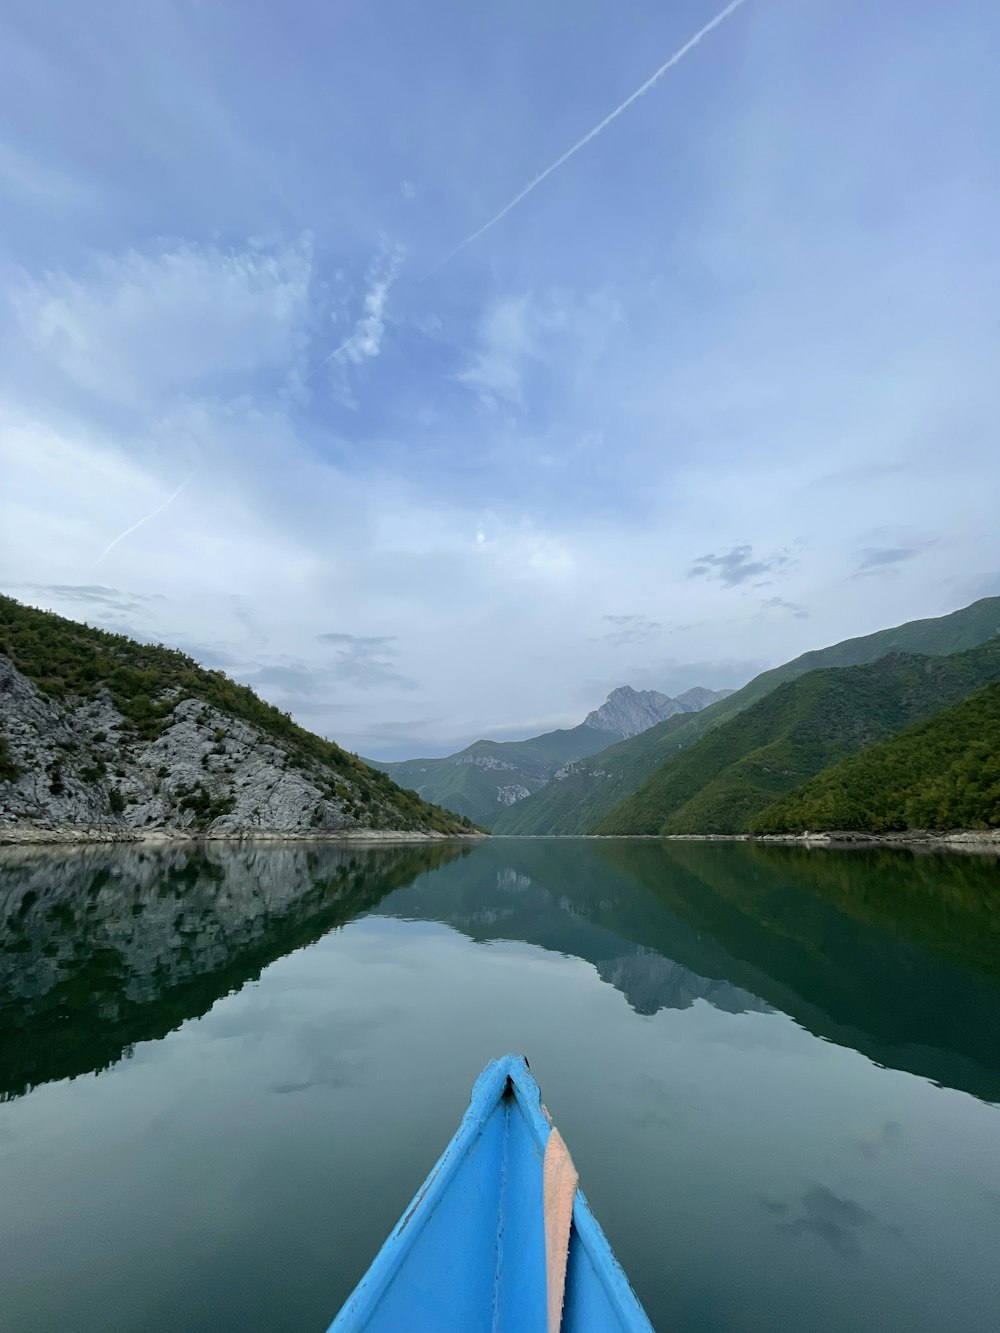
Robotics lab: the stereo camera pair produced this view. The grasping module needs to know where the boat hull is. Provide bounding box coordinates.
[328,1054,653,1332]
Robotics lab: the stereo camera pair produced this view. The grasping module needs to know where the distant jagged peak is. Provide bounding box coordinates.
[584,684,733,739]
[674,685,735,712]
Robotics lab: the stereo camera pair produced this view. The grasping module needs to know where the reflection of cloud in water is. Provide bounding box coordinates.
[765,1185,877,1259]
[210,997,396,1097]
[269,1070,356,1095]
[852,1119,904,1160]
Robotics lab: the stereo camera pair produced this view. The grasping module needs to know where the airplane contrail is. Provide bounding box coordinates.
[304,338,351,381]
[425,0,750,277]
[94,474,193,567]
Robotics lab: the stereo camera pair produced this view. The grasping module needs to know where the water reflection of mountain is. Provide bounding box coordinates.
[381,844,770,1018]
[594,951,767,1016]
[0,842,465,1100]
[594,839,1000,1102]
[382,840,1000,1103]
[3,838,998,1107]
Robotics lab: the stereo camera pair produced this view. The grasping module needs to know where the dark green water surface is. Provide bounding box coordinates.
[1,838,999,1332]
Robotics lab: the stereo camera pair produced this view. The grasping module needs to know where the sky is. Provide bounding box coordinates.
[2,0,998,759]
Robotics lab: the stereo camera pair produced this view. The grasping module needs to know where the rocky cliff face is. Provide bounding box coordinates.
[0,655,465,838]
[583,684,734,739]
[584,686,680,737]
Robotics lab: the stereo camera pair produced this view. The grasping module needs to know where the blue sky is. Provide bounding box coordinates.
[2,0,998,758]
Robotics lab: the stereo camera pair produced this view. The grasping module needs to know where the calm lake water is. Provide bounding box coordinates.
[1,838,999,1332]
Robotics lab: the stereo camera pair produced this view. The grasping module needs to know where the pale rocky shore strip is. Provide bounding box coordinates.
[495,830,1000,853]
[663,830,1000,851]
[501,826,1000,847]
[0,822,487,847]
[4,822,996,852]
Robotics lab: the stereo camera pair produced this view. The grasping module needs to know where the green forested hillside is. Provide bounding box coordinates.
[493,597,1000,835]
[0,595,473,834]
[491,708,720,835]
[595,641,1000,835]
[370,723,616,826]
[751,682,1000,834]
[372,687,730,827]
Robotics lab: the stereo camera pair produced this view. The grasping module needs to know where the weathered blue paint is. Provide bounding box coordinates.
[328,1054,654,1332]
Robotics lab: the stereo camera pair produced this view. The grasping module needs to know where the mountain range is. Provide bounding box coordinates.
[3,590,999,842]
[370,684,732,827]
[596,639,1000,836]
[494,596,1000,836]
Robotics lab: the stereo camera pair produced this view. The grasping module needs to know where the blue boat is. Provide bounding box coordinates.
[328,1054,654,1332]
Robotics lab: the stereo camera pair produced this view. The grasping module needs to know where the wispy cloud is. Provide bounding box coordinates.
[457,294,536,409]
[857,542,936,571]
[600,613,663,646]
[849,536,940,582]
[350,716,448,744]
[310,244,405,386]
[317,632,417,690]
[760,596,809,620]
[334,249,403,366]
[243,661,357,705]
[426,0,751,274]
[13,239,313,405]
[14,583,159,614]
[456,288,624,414]
[688,544,793,588]
[0,137,93,207]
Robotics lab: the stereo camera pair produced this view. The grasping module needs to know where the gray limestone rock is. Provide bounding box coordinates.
[584,683,733,738]
[0,654,440,837]
[496,784,532,806]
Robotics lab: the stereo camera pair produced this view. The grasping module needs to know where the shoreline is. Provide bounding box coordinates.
[664,830,1000,852]
[2,823,996,854]
[0,823,486,848]
[496,830,1000,852]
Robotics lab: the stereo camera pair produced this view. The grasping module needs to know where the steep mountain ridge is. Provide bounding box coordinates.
[583,684,731,738]
[373,684,730,827]
[595,640,1000,835]
[0,596,472,838]
[493,596,1000,835]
